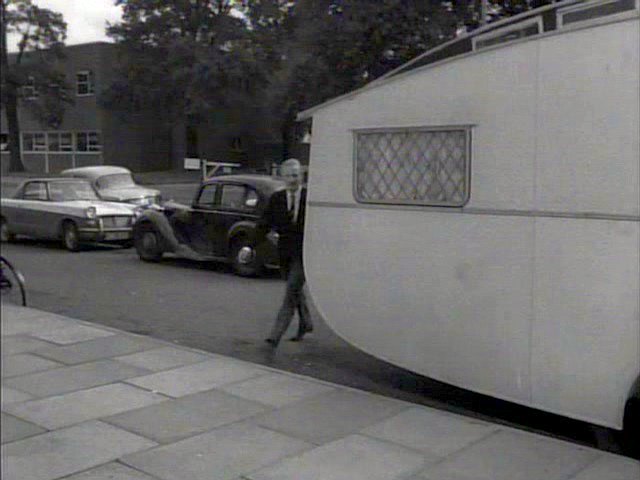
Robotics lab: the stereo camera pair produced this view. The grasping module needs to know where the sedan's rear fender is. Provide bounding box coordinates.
[135,210,179,252]
[227,221,262,253]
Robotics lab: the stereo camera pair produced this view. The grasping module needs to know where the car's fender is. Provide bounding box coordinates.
[134,210,180,252]
[227,220,260,248]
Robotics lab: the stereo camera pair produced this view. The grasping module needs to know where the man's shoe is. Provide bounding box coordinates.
[264,338,278,347]
[288,334,304,342]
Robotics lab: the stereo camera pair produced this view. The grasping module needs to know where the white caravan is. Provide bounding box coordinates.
[298,0,639,440]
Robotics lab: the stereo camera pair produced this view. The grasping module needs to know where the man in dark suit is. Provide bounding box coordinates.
[264,158,313,347]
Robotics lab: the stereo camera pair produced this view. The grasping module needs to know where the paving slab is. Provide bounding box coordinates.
[31,334,161,365]
[115,346,210,372]
[1,335,57,356]
[121,422,312,480]
[62,462,160,480]
[3,383,168,429]
[28,322,116,345]
[219,372,336,408]
[248,433,427,480]
[1,353,63,377]
[1,420,157,480]
[1,386,34,405]
[104,389,268,444]
[254,388,409,445]
[3,359,151,397]
[1,412,46,444]
[125,358,266,397]
[420,471,488,480]
[420,430,600,480]
[1,308,82,336]
[569,454,640,480]
[362,407,497,458]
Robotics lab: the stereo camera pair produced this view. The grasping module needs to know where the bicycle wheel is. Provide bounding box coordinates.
[0,257,27,306]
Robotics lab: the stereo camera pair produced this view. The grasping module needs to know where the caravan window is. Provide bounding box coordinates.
[558,0,638,27]
[354,127,470,207]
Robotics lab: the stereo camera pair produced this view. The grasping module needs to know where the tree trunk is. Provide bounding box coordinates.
[4,88,24,172]
[1,0,25,172]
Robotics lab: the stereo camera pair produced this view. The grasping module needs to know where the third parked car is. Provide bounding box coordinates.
[61,166,162,206]
[132,174,284,276]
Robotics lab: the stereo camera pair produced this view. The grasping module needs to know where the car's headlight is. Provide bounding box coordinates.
[85,206,97,219]
[133,207,144,218]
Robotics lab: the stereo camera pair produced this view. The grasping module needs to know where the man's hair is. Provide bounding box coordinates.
[281,158,301,171]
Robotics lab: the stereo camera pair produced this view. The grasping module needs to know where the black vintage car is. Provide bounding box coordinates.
[132,174,285,276]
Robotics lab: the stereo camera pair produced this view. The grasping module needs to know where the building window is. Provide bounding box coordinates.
[22,132,47,152]
[76,70,94,96]
[472,17,542,51]
[23,131,100,153]
[22,76,39,100]
[557,0,638,27]
[76,131,102,152]
[60,132,73,151]
[354,127,471,207]
[47,132,73,152]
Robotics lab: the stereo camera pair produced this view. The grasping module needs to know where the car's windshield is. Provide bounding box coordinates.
[95,173,135,189]
[48,182,100,201]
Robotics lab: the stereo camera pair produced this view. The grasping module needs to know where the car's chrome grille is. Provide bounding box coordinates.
[101,216,132,228]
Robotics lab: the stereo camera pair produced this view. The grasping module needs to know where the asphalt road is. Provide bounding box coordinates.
[0,181,632,457]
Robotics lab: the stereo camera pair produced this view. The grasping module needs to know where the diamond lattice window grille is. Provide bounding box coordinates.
[355,128,470,206]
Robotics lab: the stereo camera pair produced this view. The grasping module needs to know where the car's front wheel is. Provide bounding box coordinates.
[134,224,164,262]
[1,218,16,243]
[62,221,81,252]
[230,237,263,277]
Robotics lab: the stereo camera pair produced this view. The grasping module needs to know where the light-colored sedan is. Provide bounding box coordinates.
[0,178,140,251]
[61,166,162,206]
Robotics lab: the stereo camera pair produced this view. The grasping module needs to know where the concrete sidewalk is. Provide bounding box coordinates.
[1,304,638,480]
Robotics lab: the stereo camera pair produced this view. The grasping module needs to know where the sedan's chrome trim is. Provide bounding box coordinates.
[307,201,640,222]
[78,228,133,233]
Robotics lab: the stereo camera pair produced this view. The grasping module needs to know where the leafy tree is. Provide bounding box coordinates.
[103,0,257,160]
[1,0,69,171]
[242,0,460,157]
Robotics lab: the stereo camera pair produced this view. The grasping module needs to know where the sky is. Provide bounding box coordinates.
[8,0,123,50]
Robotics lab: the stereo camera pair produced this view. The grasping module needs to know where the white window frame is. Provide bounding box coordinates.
[472,16,543,51]
[59,132,73,151]
[557,0,639,27]
[76,131,102,152]
[32,132,47,152]
[76,70,95,96]
[353,125,472,208]
[47,131,74,152]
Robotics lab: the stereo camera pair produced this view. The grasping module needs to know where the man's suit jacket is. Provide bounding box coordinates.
[264,187,307,268]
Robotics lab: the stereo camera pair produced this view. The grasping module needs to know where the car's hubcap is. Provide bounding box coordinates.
[142,232,157,251]
[237,246,255,265]
[65,228,76,247]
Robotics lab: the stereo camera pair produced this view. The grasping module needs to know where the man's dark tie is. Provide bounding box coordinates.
[288,194,294,221]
